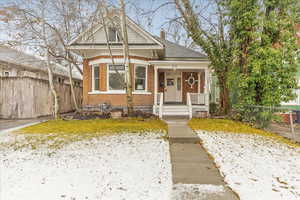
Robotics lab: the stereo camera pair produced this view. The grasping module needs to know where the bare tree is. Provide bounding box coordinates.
[119,0,133,115]
[0,0,105,113]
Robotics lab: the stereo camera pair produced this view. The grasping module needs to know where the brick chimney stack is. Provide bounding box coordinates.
[160,30,165,40]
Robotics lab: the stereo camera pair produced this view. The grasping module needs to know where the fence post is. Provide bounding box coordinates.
[289,111,295,135]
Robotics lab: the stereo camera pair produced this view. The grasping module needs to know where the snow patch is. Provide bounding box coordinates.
[197,131,300,200]
[0,133,172,200]
[172,184,226,200]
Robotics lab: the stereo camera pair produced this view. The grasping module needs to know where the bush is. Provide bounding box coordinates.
[209,103,219,116]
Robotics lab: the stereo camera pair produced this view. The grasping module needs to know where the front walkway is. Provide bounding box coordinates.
[165,118,239,200]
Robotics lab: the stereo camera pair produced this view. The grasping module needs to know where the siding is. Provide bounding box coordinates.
[84,26,153,44]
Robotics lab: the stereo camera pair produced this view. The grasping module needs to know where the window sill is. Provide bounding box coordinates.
[132,91,152,95]
[88,91,152,95]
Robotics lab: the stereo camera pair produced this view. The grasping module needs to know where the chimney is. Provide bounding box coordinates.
[160,30,165,40]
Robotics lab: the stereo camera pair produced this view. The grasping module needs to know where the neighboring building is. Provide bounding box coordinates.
[0,45,82,86]
[68,15,214,118]
[0,46,83,119]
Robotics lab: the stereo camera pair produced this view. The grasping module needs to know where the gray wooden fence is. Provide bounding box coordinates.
[0,77,82,119]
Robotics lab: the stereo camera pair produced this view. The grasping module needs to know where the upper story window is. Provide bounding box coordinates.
[108,27,120,42]
[108,65,125,91]
[92,65,100,91]
[135,66,147,91]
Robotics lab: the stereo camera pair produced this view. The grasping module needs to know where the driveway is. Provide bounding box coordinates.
[0,117,50,132]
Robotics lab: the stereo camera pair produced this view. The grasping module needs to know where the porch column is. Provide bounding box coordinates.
[153,66,158,113]
[205,68,210,111]
[204,68,209,94]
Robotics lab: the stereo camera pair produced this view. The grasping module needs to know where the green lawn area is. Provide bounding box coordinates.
[189,118,299,147]
[5,118,167,150]
[18,118,167,134]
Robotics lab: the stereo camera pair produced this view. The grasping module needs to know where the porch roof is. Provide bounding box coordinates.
[153,36,207,59]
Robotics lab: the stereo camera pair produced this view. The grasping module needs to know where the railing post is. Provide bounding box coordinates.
[290,111,295,135]
[159,93,163,119]
[205,93,209,112]
[187,93,192,119]
[153,66,158,115]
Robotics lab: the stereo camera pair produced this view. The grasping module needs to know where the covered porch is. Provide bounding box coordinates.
[151,61,210,118]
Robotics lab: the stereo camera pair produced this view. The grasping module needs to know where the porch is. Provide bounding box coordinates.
[151,63,210,118]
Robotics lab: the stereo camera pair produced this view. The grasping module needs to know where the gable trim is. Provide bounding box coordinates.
[69,16,164,48]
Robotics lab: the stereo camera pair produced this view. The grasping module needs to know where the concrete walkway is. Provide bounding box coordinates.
[0,117,49,132]
[165,118,239,200]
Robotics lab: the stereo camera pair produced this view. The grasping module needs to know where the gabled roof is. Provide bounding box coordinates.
[0,45,82,80]
[68,16,164,49]
[153,36,207,60]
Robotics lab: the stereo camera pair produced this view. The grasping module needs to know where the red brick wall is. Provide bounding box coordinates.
[82,56,154,107]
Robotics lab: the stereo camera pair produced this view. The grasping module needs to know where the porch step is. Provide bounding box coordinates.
[162,105,190,116]
[163,112,189,116]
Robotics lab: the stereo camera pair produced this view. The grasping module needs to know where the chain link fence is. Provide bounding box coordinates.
[241,105,300,141]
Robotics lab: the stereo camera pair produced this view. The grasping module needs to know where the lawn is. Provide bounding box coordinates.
[18,118,167,135]
[0,118,172,200]
[190,118,300,200]
[6,118,167,150]
[189,118,299,147]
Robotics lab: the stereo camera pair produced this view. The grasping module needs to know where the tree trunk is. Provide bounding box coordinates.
[67,54,79,111]
[120,0,134,116]
[46,50,60,119]
[218,76,230,115]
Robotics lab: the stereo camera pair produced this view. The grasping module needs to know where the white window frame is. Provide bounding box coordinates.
[108,27,120,43]
[92,64,100,91]
[134,65,148,92]
[107,64,126,92]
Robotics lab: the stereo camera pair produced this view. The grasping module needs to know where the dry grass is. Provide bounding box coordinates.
[2,118,167,151]
[18,118,167,135]
[189,118,300,148]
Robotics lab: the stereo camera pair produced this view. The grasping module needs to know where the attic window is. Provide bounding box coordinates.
[108,27,120,42]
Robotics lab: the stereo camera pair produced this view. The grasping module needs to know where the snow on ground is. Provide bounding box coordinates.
[197,131,300,200]
[0,132,172,200]
[172,184,226,200]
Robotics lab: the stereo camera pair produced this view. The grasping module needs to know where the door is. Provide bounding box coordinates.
[164,71,182,102]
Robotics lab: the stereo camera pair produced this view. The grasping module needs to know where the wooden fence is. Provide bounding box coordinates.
[0,77,82,119]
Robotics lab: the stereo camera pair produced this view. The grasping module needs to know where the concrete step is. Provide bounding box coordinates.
[163,107,189,110]
[163,112,189,116]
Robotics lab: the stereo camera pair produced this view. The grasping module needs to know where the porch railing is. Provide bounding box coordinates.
[189,93,209,106]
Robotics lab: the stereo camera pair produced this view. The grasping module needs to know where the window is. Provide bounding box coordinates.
[135,66,147,91]
[108,65,125,90]
[108,27,120,42]
[92,65,100,91]
[57,77,64,84]
[177,77,181,90]
[3,71,10,77]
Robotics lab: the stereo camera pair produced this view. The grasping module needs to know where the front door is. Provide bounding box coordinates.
[164,71,182,102]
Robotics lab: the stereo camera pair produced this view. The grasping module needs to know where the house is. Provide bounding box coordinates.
[0,45,83,119]
[0,45,82,86]
[68,15,213,118]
